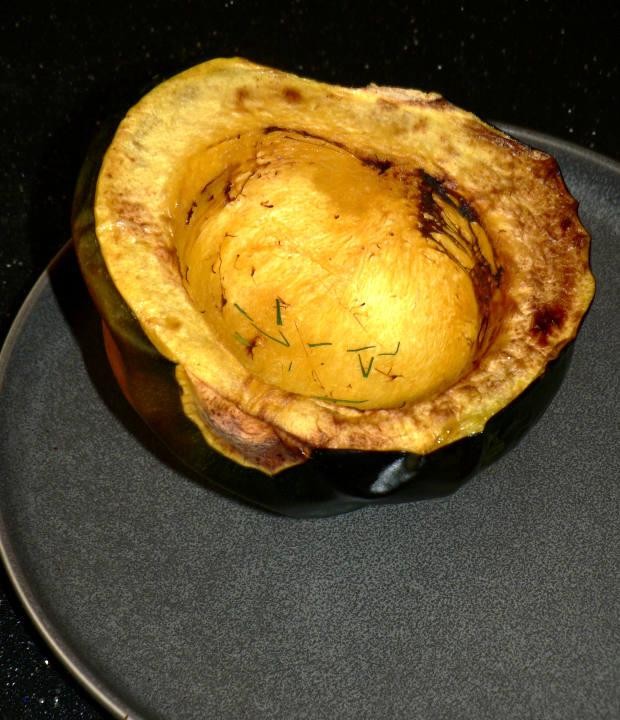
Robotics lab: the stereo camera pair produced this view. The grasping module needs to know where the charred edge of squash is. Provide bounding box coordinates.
[175,365,311,474]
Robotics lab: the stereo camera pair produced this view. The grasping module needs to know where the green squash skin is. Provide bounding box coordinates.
[72,120,574,518]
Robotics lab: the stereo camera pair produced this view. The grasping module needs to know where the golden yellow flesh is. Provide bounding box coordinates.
[175,130,483,409]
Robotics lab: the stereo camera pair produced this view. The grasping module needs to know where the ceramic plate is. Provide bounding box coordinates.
[1,128,618,719]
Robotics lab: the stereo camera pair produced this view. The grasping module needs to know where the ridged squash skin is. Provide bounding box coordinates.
[72,59,594,517]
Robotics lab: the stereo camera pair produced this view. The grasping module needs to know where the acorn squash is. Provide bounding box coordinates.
[72,58,594,516]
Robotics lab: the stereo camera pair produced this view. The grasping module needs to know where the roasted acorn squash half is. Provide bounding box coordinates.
[72,58,594,517]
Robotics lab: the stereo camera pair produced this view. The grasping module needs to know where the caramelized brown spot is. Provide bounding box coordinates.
[283,87,302,103]
[468,121,530,156]
[376,98,397,111]
[164,317,182,331]
[246,335,260,359]
[360,155,393,174]
[185,201,197,225]
[426,97,451,108]
[532,157,563,185]
[531,306,566,344]
[155,244,181,277]
[571,230,588,250]
[235,87,250,109]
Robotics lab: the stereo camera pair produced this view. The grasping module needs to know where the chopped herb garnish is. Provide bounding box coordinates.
[234,303,254,321]
[312,396,368,405]
[308,342,333,348]
[347,345,376,353]
[252,324,290,347]
[358,354,374,378]
[276,298,283,326]
[233,332,252,347]
[377,341,401,357]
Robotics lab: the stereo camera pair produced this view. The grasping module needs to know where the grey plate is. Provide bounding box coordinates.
[1,129,619,720]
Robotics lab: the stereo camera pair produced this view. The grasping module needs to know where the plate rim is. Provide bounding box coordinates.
[0,252,152,720]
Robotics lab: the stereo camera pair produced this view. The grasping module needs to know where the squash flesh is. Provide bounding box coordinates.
[174,129,484,410]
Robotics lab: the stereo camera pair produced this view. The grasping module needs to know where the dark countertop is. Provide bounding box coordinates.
[1,2,618,718]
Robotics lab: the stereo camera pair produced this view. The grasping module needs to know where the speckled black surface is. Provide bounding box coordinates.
[1,2,619,718]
